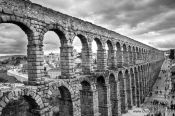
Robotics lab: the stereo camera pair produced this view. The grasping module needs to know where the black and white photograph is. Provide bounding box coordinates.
[0,0,174,116]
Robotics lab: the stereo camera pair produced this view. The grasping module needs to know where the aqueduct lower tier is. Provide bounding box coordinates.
[0,0,164,116]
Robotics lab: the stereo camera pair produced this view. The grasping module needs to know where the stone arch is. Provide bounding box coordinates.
[0,16,44,82]
[43,25,67,47]
[134,66,140,106]
[73,34,91,74]
[0,89,43,116]
[116,42,123,67]
[96,76,108,116]
[123,44,128,66]
[58,86,73,116]
[80,80,93,116]
[118,71,127,113]
[94,38,103,50]
[116,42,121,51]
[109,73,119,116]
[125,69,132,109]
[93,37,106,71]
[0,15,33,37]
[106,40,115,68]
[43,25,75,77]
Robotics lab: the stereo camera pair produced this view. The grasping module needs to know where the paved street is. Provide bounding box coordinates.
[123,59,171,116]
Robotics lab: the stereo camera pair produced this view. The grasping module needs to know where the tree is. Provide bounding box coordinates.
[169,49,174,59]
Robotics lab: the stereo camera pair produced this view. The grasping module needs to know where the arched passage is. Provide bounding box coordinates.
[92,38,106,71]
[109,73,118,116]
[106,40,114,68]
[43,28,73,78]
[97,76,108,116]
[116,42,122,68]
[58,86,73,116]
[123,44,128,66]
[118,71,127,113]
[1,95,40,116]
[80,81,94,116]
[43,31,61,78]
[72,34,91,74]
[125,69,132,109]
[0,21,39,82]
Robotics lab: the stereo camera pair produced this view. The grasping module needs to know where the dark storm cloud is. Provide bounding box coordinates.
[0,0,175,55]
[30,0,175,34]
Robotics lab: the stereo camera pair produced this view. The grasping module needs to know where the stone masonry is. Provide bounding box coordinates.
[0,0,165,116]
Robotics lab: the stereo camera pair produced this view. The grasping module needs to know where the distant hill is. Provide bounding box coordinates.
[0,55,27,66]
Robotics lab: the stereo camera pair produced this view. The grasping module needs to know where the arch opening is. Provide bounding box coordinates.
[125,70,132,109]
[56,86,73,116]
[106,40,114,68]
[97,76,108,116]
[72,34,90,74]
[109,73,118,115]
[80,81,94,116]
[116,42,122,68]
[0,23,31,83]
[92,38,104,71]
[118,71,127,113]
[1,95,40,116]
[43,31,61,79]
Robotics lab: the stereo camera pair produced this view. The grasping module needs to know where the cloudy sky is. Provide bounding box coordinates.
[1,0,175,55]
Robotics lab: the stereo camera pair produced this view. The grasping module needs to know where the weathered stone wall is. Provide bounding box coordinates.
[0,0,165,116]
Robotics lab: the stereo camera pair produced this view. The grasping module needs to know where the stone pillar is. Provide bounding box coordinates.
[107,49,117,69]
[131,73,137,106]
[126,78,133,109]
[135,71,141,107]
[97,48,107,71]
[139,70,143,103]
[72,91,81,116]
[106,84,112,116]
[117,81,122,116]
[81,47,93,74]
[116,50,123,68]
[129,74,133,108]
[92,84,100,116]
[123,50,129,66]
[60,45,74,78]
[27,40,44,83]
[123,78,128,113]
[142,69,146,97]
